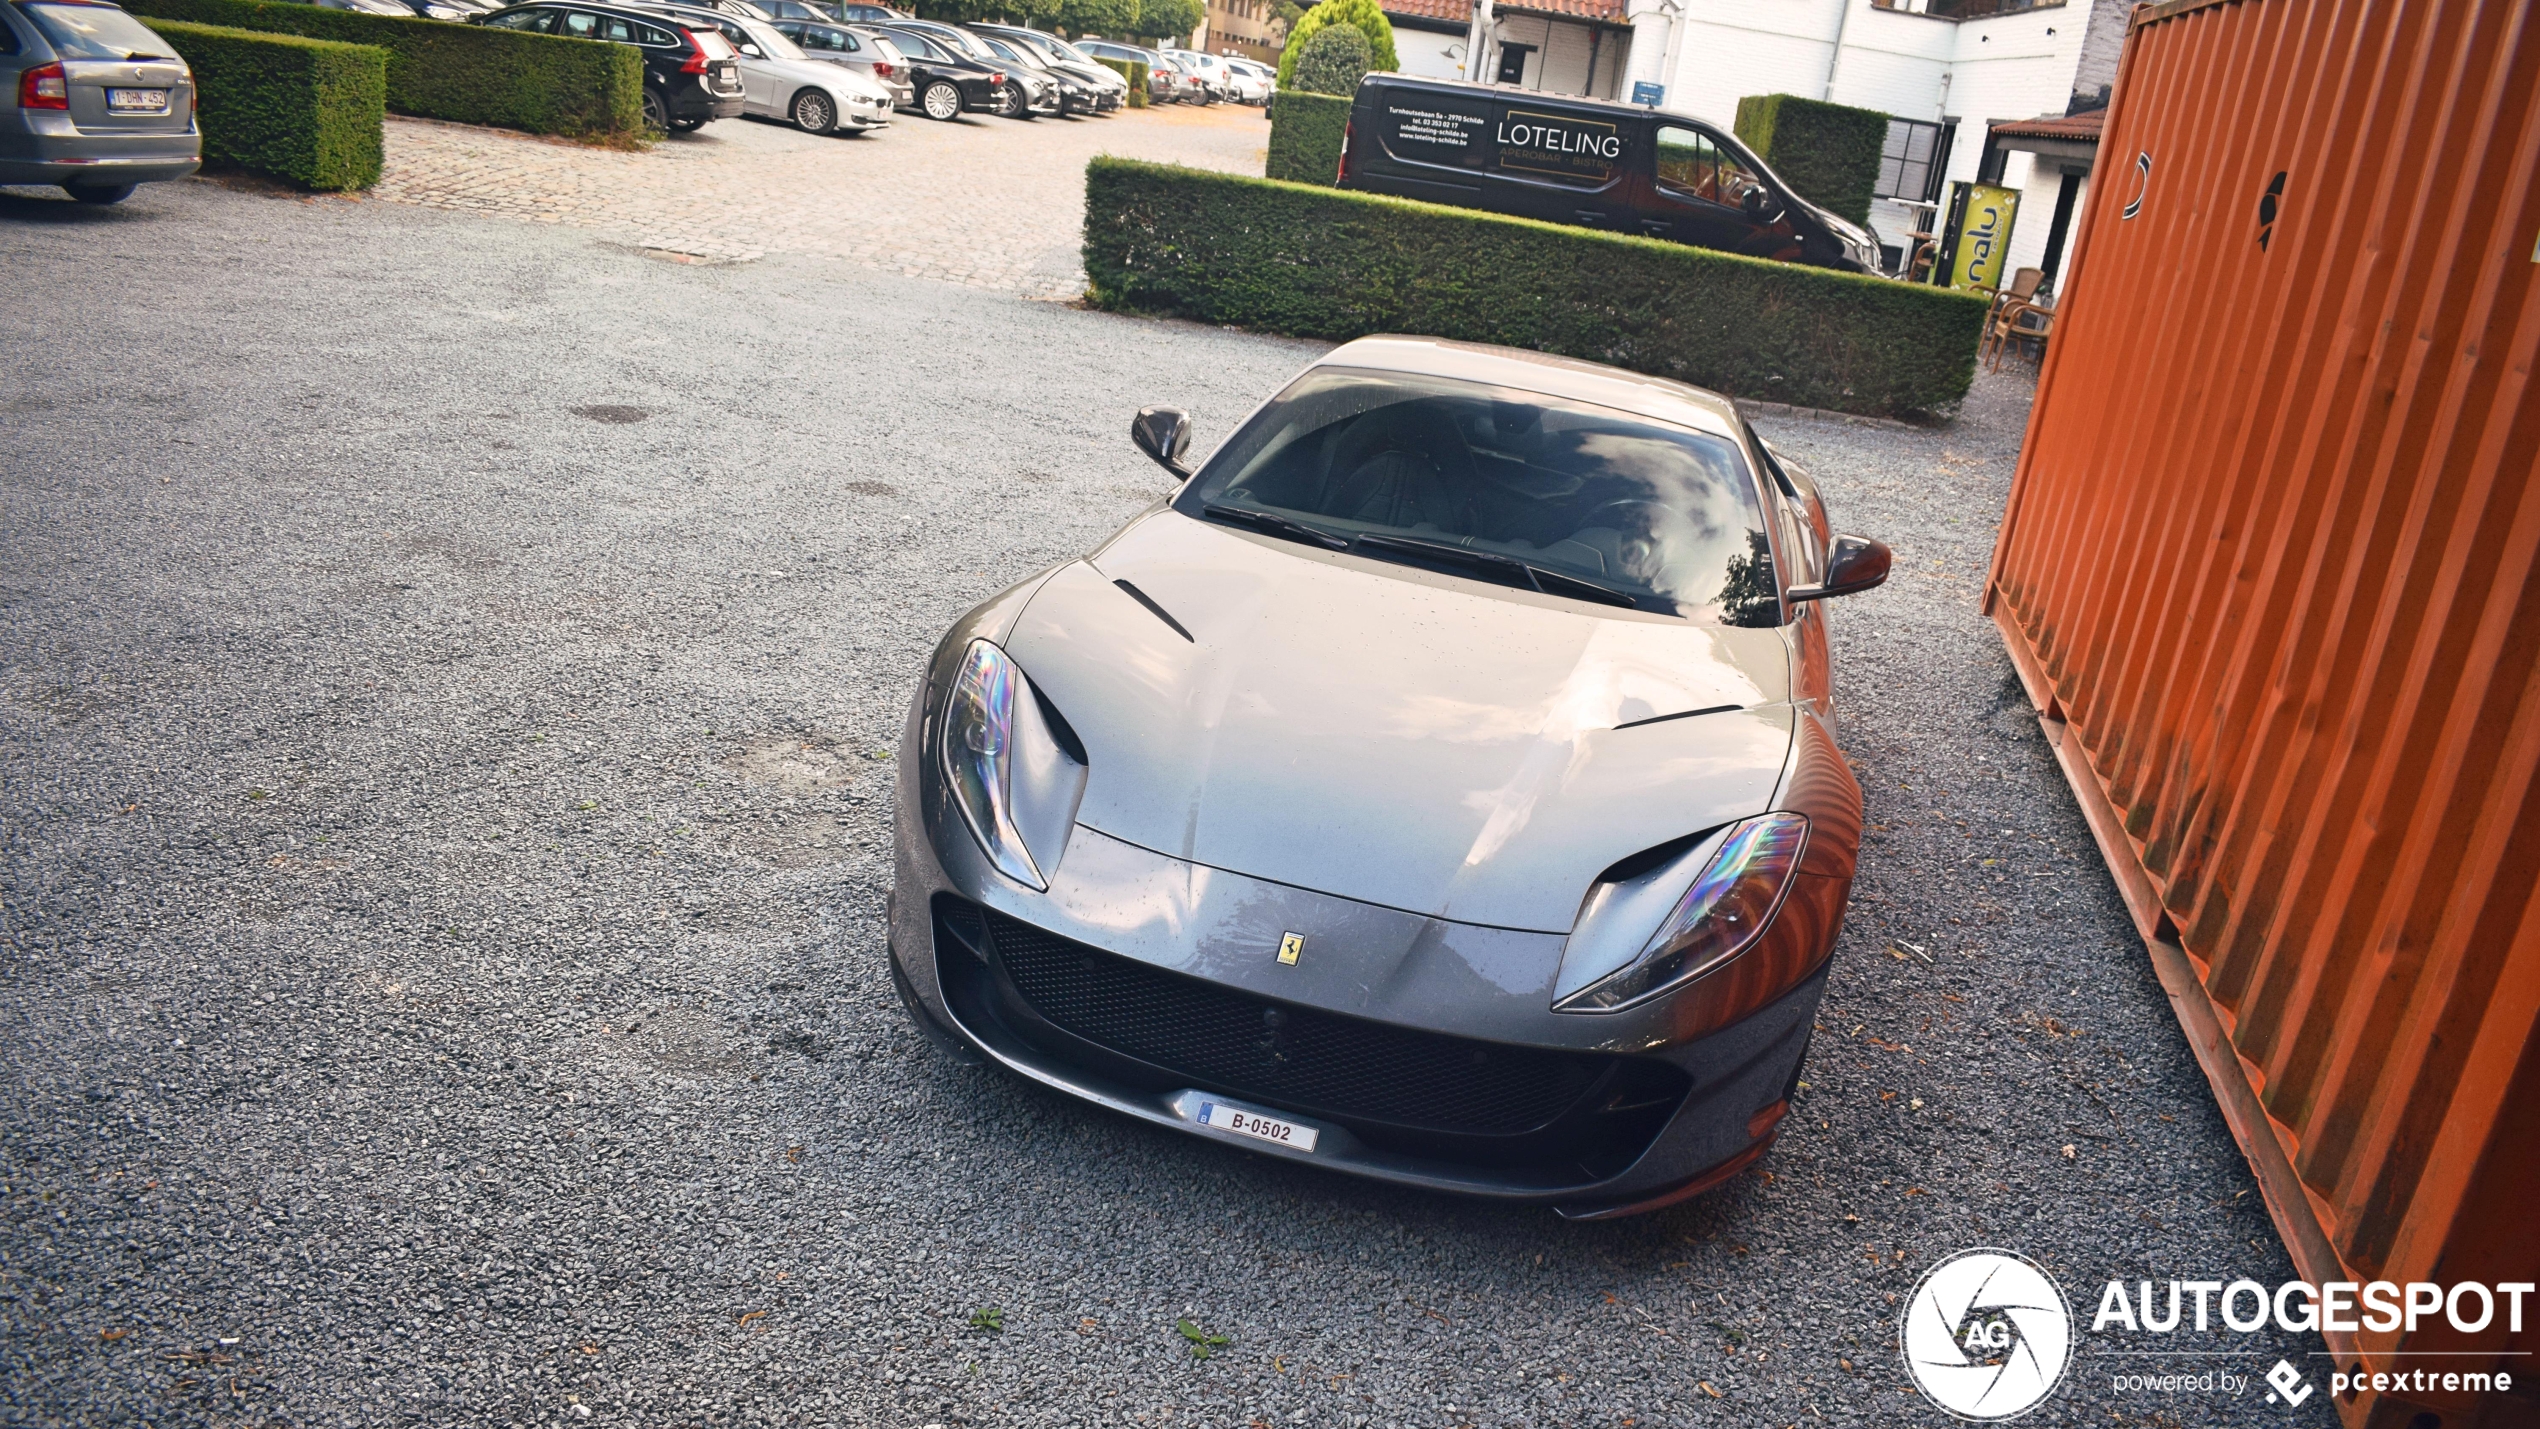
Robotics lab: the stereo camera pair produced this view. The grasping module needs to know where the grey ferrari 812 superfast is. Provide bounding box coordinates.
[888,336,1891,1218]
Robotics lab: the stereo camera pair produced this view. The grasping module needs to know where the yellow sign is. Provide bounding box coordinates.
[1276,932,1305,966]
[1949,182,2022,292]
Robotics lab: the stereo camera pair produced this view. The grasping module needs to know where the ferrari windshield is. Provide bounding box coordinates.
[1174,368,1778,624]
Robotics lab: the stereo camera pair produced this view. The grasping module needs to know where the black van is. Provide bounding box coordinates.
[1339,75,1881,274]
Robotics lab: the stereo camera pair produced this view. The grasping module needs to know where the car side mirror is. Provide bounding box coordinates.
[1787,534,1890,604]
[1743,187,1784,223]
[740,41,762,54]
[1131,405,1194,479]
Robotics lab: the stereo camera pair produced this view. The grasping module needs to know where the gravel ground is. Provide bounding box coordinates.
[1,178,2333,1428]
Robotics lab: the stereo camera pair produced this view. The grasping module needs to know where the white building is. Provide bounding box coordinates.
[1380,0,2130,284]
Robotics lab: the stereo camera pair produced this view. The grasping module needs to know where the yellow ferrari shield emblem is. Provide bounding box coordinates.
[1277,932,1305,966]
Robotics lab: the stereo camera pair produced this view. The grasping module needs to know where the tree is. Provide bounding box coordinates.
[1057,0,1138,35]
[1289,22,1369,94]
[1275,0,1394,88]
[1132,0,1200,42]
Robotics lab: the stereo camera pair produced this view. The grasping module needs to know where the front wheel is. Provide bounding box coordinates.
[993,81,1025,118]
[790,88,835,134]
[920,79,962,120]
[66,183,136,205]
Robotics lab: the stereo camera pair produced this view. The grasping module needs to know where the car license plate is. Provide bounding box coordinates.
[108,88,169,112]
[1196,1100,1318,1152]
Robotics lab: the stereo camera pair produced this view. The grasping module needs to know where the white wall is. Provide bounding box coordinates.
[1393,26,1468,80]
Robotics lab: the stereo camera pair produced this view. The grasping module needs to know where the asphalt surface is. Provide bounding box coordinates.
[1,177,2334,1428]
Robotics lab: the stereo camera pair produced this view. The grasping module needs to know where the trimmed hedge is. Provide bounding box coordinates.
[123,0,641,138]
[1288,22,1366,97]
[1082,159,1987,419]
[1093,55,1147,107]
[1263,89,1347,184]
[146,19,384,189]
[1733,93,1888,228]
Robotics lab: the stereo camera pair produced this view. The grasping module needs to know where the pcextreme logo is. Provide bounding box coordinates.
[1900,1248,2074,1420]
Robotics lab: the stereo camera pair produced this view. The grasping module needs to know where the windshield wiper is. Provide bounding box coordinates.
[1201,503,1349,550]
[1352,533,1641,609]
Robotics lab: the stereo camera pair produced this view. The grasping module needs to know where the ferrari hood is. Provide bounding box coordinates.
[1003,510,1796,933]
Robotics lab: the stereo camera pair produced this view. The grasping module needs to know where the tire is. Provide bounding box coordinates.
[668,116,706,132]
[640,87,670,133]
[66,184,136,205]
[920,79,962,120]
[790,88,836,134]
[993,81,1025,119]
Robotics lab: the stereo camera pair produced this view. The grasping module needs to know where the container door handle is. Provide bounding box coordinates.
[1574,210,1606,226]
[1640,218,1672,236]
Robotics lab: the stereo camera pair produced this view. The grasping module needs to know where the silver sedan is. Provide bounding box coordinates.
[889,337,1891,1218]
[643,5,892,132]
[0,0,197,203]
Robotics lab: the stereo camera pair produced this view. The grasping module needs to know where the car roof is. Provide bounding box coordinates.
[1362,72,1734,131]
[1316,336,1743,438]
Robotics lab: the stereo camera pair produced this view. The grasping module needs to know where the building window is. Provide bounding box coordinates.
[1876,117,1952,204]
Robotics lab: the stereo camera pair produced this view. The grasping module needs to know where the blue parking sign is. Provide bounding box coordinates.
[1631,80,1664,106]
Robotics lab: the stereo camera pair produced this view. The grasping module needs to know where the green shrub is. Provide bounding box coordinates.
[145,19,384,189]
[1093,55,1148,107]
[123,0,641,138]
[1263,89,1347,184]
[1287,22,1366,96]
[1082,158,1987,420]
[1275,0,1391,87]
[1733,93,1889,227]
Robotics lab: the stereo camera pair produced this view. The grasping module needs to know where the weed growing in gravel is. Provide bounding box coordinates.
[1175,1319,1230,1360]
[969,1306,1004,1334]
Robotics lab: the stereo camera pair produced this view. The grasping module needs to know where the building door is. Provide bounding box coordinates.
[1495,42,1531,85]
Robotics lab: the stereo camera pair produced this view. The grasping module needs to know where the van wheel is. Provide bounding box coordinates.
[640,88,670,133]
[790,88,835,133]
[921,80,962,120]
[66,183,136,205]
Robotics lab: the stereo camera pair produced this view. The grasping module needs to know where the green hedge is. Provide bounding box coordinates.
[1733,93,1888,228]
[145,19,384,189]
[123,0,641,137]
[1263,89,1347,184]
[1093,55,1147,107]
[1082,159,1987,420]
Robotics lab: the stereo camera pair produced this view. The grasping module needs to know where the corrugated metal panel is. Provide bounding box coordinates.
[1982,0,2540,1424]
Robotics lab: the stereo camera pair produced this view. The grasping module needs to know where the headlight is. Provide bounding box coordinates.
[941,640,1046,889]
[1555,813,1809,1012]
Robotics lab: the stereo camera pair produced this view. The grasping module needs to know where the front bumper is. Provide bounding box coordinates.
[889,719,1840,1215]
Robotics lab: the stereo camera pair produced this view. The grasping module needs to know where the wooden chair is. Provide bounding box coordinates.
[1988,297,2056,371]
[1977,267,2046,365]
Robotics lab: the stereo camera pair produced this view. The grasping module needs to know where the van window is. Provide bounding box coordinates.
[1656,125,1765,208]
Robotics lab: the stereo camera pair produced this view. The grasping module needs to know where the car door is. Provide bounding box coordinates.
[702,17,779,113]
[1647,123,1802,259]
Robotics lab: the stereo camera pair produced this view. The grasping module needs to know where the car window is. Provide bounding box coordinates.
[557,9,599,36]
[882,28,939,58]
[863,31,900,59]
[1176,367,1777,624]
[483,5,557,27]
[20,2,179,59]
[1656,125,1767,209]
[740,18,802,56]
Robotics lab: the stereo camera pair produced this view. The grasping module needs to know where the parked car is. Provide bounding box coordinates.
[1220,54,1273,104]
[770,16,910,108]
[373,0,479,19]
[1164,48,1246,102]
[881,18,1054,117]
[831,0,901,16]
[305,0,420,16]
[0,0,197,204]
[962,28,1095,115]
[1145,50,1211,103]
[890,335,1886,1218]
[967,23,1125,112]
[863,24,1001,121]
[477,2,745,132]
[749,0,834,18]
[634,2,891,133]
[1072,37,1161,99]
[1341,75,1881,273]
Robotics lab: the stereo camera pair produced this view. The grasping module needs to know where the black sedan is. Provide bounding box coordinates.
[477,3,746,130]
[865,24,1001,121]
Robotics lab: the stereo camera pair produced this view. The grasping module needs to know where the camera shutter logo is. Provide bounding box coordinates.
[1901,1248,2073,1420]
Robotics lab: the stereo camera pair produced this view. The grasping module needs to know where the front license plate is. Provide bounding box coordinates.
[1196,1100,1318,1152]
[108,88,169,112]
